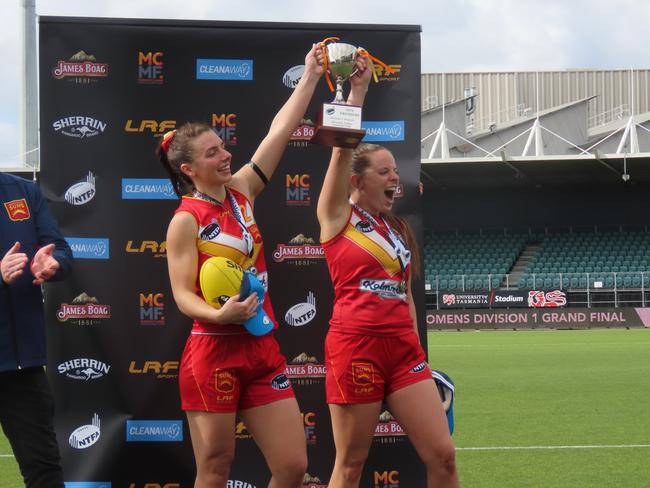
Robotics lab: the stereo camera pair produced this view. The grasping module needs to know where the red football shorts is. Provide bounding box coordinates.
[179,332,294,412]
[325,328,431,404]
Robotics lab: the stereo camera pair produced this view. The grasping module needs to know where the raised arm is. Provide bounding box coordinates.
[316,55,372,242]
[231,44,324,200]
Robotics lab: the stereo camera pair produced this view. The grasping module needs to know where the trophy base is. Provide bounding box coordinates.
[310,126,367,148]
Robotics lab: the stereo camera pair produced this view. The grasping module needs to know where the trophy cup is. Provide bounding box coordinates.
[310,40,366,148]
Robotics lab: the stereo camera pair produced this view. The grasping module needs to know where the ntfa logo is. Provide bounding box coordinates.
[285,292,316,326]
[124,120,176,134]
[139,293,165,325]
[57,292,111,325]
[138,51,164,85]
[211,113,237,145]
[289,118,315,147]
[285,174,310,206]
[125,240,166,258]
[374,410,406,443]
[65,172,96,206]
[69,413,101,449]
[57,358,110,381]
[303,473,327,488]
[52,116,106,138]
[283,65,304,88]
[302,411,317,445]
[129,361,178,379]
[272,234,324,265]
[52,51,108,83]
[373,470,400,487]
[372,63,401,82]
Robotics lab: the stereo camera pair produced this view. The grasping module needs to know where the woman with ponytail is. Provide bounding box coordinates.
[158,45,323,487]
[316,59,459,488]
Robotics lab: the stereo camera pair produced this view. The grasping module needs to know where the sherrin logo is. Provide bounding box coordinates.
[53,116,106,138]
[69,413,101,449]
[283,65,304,88]
[227,481,256,488]
[285,292,316,326]
[57,358,110,380]
[65,172,96,206]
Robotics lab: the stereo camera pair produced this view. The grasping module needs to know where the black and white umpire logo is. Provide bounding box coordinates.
[271,373,291,390]
[355,220,373,233]
[410,361,427,373]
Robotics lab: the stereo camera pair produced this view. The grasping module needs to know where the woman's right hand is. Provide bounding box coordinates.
[215,293,258,325]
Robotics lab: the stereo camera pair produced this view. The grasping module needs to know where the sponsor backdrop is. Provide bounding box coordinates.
[39,17,424,487]
[439,289,568,309]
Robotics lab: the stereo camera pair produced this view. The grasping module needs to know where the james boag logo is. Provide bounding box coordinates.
[57,358,110,381]
[289,118,315,147]
[285,292,316,327]
[303,473,327,488]
[138,51,164,85]
[52,51,108,83]
[196,59,253,81]
[129,360,179,380]
[373,470,400,488]
[65,172,96,206]
[125,119,176,134]
[362,121,405,142]
[69,414,101,449]
[273,234,325,266]
[66,237,109,260]
[285,174,310,206]
[303,411,317,445]
[122,178,177,200]
[53,116,106,138]
[374,410,406,443]
[126,420,183,442]
[212,113,237,145]
[57,292,111,325]
[285,352,325,386]
[125,240,166,258]
[373,63,401,82]
[283,64,304,88]
[140,293,165,325]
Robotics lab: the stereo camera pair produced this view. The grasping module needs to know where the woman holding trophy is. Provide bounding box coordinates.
[158,45,323,487]
[316,48,460,487]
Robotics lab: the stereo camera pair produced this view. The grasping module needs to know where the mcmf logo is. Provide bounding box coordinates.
[196,59,253,80]
[138,51,164,84]
[140,293,165,325]
[57,358,110,381]
[124,119,176,133]
[303,411,316,444]
[126,420,183,442]
[212,113,237,145]
[285,174,310,206]
[373,470,400,488]
[64,483,111,488]
[65,172,96,206]
[69,414,101,449]
[53,116,106,138]
[362,121,405,142]
[66,237,109,260]
[122,178,177,200]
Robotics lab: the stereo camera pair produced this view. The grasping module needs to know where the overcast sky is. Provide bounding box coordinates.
[1,0,649,167]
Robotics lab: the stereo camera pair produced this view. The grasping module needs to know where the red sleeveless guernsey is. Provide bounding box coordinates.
[174,187,277,334]
[322,206,413,335]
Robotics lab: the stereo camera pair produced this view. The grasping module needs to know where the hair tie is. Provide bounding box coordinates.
[161,130,177,153]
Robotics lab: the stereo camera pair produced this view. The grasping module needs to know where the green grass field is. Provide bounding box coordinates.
[1,329,649,487]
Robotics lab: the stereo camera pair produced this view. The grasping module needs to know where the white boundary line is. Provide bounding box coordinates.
[457,444,650,451]
[0,454,15,457]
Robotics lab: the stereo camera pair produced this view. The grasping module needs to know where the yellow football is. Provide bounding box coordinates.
[199,257,244,309]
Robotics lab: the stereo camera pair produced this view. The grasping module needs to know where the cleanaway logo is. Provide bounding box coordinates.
[64,483,111,488]
[66,237,109,260]
[122,178,177,200]
[196,59,253,80]
[126,420,183,442]
[362,121,405,142]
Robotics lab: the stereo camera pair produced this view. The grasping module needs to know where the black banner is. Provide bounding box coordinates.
[39,17,423,487]
[439,289,567,308]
